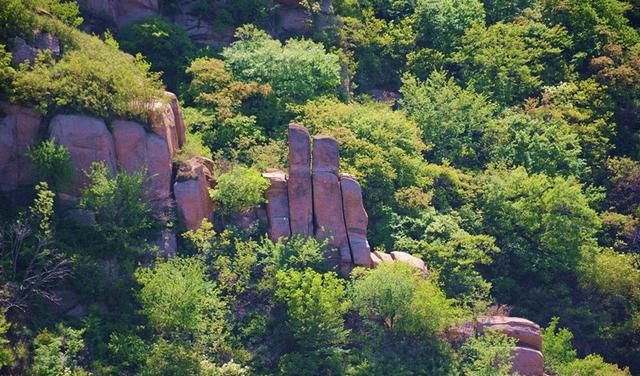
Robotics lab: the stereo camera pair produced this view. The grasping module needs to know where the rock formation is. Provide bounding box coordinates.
[312,135,350,264]
[476,316,544,376]
[174,157,216,231]
[287,124,314,236]
[49,114,118,196]
[0,103,43,191]
[112,120,172,202]
[264,124,428,271]
[12,32,61,66]
[263,170,291,241]
[77,0,159,26]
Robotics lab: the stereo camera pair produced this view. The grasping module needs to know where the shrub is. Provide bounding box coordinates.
[459,331,516,375]
[26,139,73,189]
[30,325,89,376]
[7,17,164,122]
[210,166,269,214]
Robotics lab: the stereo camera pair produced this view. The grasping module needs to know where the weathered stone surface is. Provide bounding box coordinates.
[12,32,61,65]
[148,92,186,159]
[375,251,393,263]
[288,124,313,236]
[390,251,428,274]
[165,91,186,148]
[112,120,172,201]
[263,170,291,241]
[78,0,159,26]
[369,252,381,267]
[49,114,117,195]
[174,157,216,231]
[476,316,542,351]
[512,347,544,376]
[341,174,371,266]
[312,135,351,263]
[276,6,311,35]
[0,103,43,191]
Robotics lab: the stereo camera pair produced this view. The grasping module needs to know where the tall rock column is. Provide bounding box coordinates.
[287,124,313,236]
[341,174,371,266]
[312,135,351,264]
[263,170,291,241]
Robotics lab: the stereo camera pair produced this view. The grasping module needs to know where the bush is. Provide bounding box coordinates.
[351,262,466,335]
[118,17,194,90]
[30,325,89,376]
[0,0,82,42]
[26,139,73,189]
[7,17,164,122]
[210,166,269,214]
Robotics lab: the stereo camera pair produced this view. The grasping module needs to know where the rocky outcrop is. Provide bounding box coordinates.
[78,0,159,26]
[263,124,430,271]
[0,103,43,191]
[174,157,216,231]
[263,170,291,241]
[476,316,544,376]
[312,135,351,264]
[287,124,314,236]
[148,94,185,159]
[341,174,371,266]
[49,114,117,196]
[112,120,171,202]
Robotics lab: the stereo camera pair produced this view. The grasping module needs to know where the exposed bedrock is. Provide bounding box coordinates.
[341,174,371,267]
[174,157,216,231]
[287,124,314,236]
[263,170,291,241]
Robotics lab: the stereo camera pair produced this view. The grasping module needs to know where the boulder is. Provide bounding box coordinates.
[263,170,291,241]
[0,103,43,191]
[476,316,542,351]
[77,0,159,26]
[341,174,371,266]
[390,251,428,274]
[512,347,544,376]
[174,157,216,231]
[112,120,171,201]
[369,252,382,267]
[49,114,117,196]
[312,135,351,264]
[287,124,313,236]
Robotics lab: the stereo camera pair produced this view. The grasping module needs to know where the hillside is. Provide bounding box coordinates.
[1,0,640,375]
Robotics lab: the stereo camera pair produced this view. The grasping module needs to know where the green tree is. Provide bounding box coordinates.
[485,111,586,177]
[31,325,89,376]
[459,331,516,376]
[481,0,536,23]
[351,262,466,335]
[275,268,350,374]
[414,0,486,53]
[400,71,496,168]
[453,19,571,105]
[26,140,73,190]
[135,257,227,342]
[118,17,194,90]
[222,25,340,124]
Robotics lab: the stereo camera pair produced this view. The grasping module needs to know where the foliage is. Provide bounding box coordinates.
[80,162,156,257]
[6,16,163,122]
[400,71,496,168]
[26,139,73,190]
[0,310,14,367]
[481,0,537,23]
[260,235,328,272]
[351,262,466,335]
[485,111,587,177]
[210,166,269,215]
[135,257,226,341]
[458,331,516,376]
[30,325,88,376]
[222,25,340,123]
[453,19,572,105]
[139,339,201,376]
[0,0,82,42]
[275,268,350,374]
[118,17,194,91]
[414,0,486,53]
[0,182,70,311]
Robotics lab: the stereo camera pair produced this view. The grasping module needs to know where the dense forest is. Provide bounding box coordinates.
[1,0,640,375]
